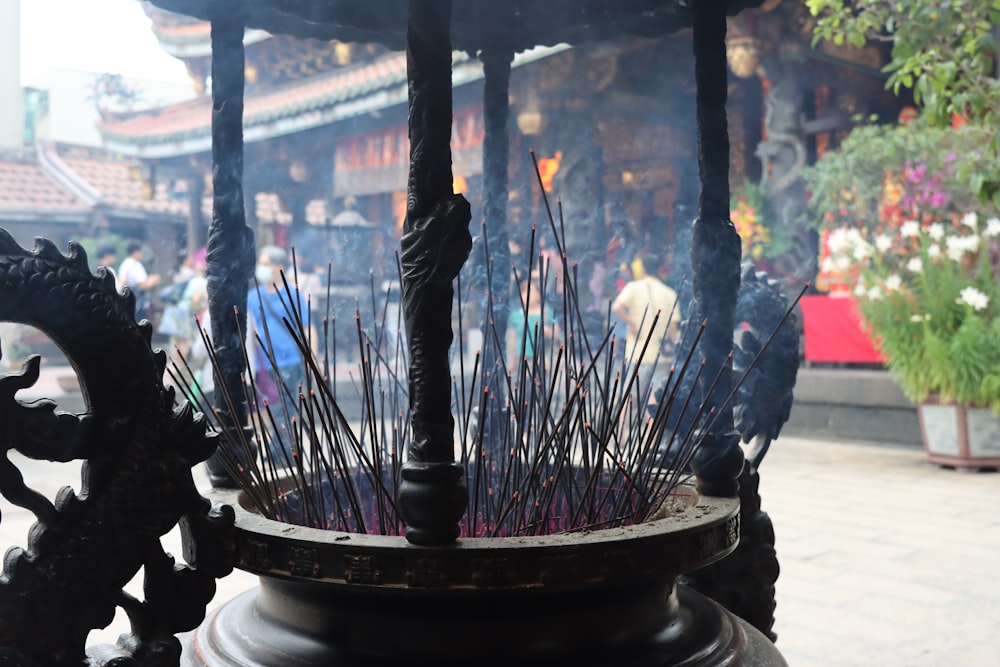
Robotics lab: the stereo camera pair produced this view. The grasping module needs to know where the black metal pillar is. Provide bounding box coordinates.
[396,0,473,545]
[688,0,745,497]
[205,4,255,488]
[479,18,514,370]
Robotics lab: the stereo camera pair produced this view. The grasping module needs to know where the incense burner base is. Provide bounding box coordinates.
[183,578,783,666]
[181,488,785,665]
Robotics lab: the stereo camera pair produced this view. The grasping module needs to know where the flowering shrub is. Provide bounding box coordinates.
[730,181,789,262]
[822,212,1000,410]
[807,116,1000,409]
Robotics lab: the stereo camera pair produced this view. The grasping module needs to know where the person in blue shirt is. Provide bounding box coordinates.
[507,272,557,365]
[248,245,312,403]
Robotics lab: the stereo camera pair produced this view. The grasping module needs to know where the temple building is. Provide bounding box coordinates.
[0,142,188,270]
[94,0,900,288]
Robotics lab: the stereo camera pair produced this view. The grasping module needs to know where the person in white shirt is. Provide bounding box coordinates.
[611,253,681,396]
[117,241,161,319]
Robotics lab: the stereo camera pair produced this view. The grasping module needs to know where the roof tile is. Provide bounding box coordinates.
[56,147,187,217]
[0,149,89,215]
[0,145,188,220]
[100,53,409,144]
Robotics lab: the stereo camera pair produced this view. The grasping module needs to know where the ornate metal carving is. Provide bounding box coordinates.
[683,264,798,642]
[733,264,799,466]
[205,7,255,489]
[0,230,234,665]
[182,489,784,667]
[681,462,779,642]
[396,0,473,546]
[207,485,739,590]
[688,0,745,497]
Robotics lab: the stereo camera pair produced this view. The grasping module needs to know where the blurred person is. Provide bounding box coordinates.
[247,245,317,402]
[96,245,117,273]
[157,248,207,359]
[182,286,214,408]
[295,257,325,326]
[611,253,680,395]
[507,272,558,365]
[117,240,161,319]
[247,245,321,462]
[535,233,564,295]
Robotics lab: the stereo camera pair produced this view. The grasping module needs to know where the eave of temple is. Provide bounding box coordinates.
[142,0,270,58]
[98,44,569,159]
[145,0,764,53]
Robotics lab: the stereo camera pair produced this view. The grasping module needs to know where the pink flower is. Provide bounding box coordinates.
[929,192,949,208]
[906,164,927,183]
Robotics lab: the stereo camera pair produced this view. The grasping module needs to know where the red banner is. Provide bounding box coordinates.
[800,294,884,364]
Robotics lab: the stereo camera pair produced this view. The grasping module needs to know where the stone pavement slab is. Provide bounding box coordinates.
[764,436,1000,667]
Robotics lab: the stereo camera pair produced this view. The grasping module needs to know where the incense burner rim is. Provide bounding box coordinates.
[206,486,740,591]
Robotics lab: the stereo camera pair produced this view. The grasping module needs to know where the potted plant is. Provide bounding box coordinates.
[804,118,1000,469]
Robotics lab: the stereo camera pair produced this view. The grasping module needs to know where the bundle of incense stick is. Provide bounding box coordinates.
[170,160,802,537]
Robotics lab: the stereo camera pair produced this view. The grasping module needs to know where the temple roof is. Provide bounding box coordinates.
[0,148,91,220]
[0,144,188,222]
[146,0,762,53]
[99,45,566,158]
[142,1,269,58]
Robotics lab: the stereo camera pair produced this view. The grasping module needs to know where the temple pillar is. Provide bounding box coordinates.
[755,54,816,288]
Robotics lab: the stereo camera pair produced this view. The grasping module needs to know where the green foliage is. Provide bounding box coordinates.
[801,38,1000,410]
[803,120,987,234]
[824,214,1000,412]
[807,0,1000,206]
[77,231,130,270]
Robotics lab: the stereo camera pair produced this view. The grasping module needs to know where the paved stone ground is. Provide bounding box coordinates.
[764,437,1000,666]
[4,362,999,664]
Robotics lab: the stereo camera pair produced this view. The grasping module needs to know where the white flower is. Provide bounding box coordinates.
[835,255,851,271]
[906,257,923,273]
[909,313,930,323]
[854,284,867,298]
[885,274,903,292]
[827,228,851,254]
[958,286,989,311]
[928,223,945,241]
[927,244,942,259]
[900,220,921,238]
[846,228,865,246]
[821,257,837,274]
[945,235,979,261]
[985,217,1000,238]
[867,286,883,300]
[875,234,893,252]
[853,242,871,261]
[961,212,979,228]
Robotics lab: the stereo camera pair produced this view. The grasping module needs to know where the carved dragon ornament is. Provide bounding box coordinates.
[0,230,234,666]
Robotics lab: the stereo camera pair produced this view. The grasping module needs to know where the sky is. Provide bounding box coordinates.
[20,0,192,88]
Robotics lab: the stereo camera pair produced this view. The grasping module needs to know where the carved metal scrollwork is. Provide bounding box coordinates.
[0,230,234,665]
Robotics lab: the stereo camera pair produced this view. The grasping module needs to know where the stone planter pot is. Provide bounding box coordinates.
[917,397,1000,471]
[182,486,786,665]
